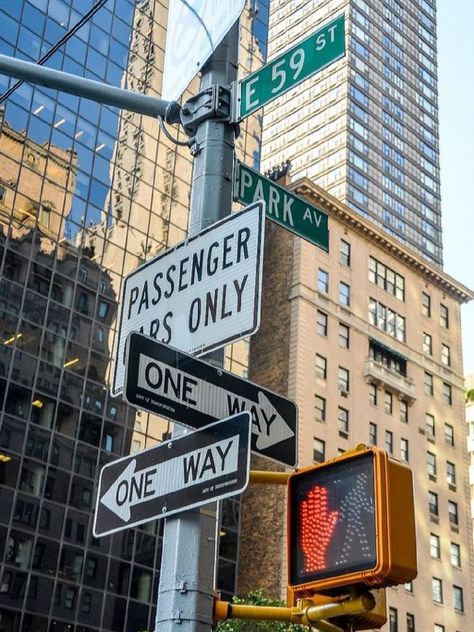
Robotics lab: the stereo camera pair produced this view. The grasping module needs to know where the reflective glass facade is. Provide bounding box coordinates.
[262,0,442,265]
[0,1,268,630]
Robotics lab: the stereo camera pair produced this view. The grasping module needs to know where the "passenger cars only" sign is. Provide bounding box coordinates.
[112,202,265,395]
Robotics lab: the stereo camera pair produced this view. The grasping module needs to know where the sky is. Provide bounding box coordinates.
[437,0,474,377]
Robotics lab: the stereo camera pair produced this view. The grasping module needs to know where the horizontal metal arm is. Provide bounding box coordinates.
[0,54,181,123]
[214,593,375,631]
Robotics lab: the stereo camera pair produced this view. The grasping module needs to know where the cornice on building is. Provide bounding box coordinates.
[291,177,473,304]
[1,119,77,170]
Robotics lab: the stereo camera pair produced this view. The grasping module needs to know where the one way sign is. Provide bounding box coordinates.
[93,413,251,537]
[124,333,298,467]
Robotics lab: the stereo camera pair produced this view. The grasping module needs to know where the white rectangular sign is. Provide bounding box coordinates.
[93,413,252,537]
[112,202,265,395]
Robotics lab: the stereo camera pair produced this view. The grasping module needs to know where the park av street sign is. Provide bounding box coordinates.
[124,332,298,467]
[93,413,251,537]
[235,161,329,251]
[236,14,345,120]
[112,202,265,396]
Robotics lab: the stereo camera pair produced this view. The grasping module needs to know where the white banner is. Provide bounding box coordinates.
[162,0,245,101]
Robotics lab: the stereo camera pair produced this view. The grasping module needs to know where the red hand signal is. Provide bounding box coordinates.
[299,484,339,572]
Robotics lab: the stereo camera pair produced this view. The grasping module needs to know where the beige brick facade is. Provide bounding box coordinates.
[238,177,474,630]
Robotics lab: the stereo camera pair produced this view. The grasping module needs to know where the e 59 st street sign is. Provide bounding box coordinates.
[235,161,329,251]
[93,413,251,537]
[237,14,345,120]
[124,332,298,467]
[112,202,265,395]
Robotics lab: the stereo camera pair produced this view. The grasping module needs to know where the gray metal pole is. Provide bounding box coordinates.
[155,22,240,632]
[0,54,180,123]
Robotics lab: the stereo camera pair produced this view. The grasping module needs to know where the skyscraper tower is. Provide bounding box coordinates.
[261,0,442,265]
[0,1,269,630]
[236,1,474,630]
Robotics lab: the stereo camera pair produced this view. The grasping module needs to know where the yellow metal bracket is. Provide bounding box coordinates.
[213,592,375,630]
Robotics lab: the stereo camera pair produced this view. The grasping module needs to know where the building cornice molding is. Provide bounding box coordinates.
[1,121,76,171]
[291,178,473,304]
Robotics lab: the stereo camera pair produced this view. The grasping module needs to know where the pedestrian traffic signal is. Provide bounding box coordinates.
[287,446,417,597]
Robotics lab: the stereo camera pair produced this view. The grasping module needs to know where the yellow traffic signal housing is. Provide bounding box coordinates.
[287,446,417,598]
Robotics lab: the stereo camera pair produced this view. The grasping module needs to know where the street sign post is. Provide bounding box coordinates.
[235,161,329,251]
[93,413,251,538]
[124,332,298,467]
[236,14,345,120]
[112,201,265,395]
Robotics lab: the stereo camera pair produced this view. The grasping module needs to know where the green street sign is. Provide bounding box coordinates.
[235,161,329,252]
[237,14,345,120]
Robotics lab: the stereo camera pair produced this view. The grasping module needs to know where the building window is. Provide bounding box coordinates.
[389,607,398,632]
[444,423,454,447]
[430,533,440,559]
[432,577,443,603]
[421,292,431,317]
[434,626,445,632]
[368,256,405,300]
[441,344,451,367]
[439,304,449,328]
[338,408,349,436]
[316,310,328,336]
[442,382,452,406]
[369,383,377,406]
[426,413,435,438]
[338,322,350,348]
[65,587,77,609]
[453,585,464,612]
[369,298,405,341]
[404,581,413,593]
[448,500,458,526]
[318,268,329,293]
[447,461,456,488]
[315,354,327,380]
[400,438,409,462]
[369,422,377,445]
[340,239,351,266]
[406,613,415,632]
[338,366,350,393]
[424,371,434,396]
[315,395,326,422]
[339,281,351,307]
[427,452,437,478]
[369,340,406,376]
[450,542,461,568]
[400,400,408,423]
[385,391,393,415]
[313,438,325,463]
[82,592,92,614]
[423,332,432,355]
[97,300,109,319]
[428,491,438,517]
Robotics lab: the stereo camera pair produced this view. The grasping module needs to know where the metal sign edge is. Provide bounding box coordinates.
[234,160,330,252]
[111,201,265,397]
[92,412,252,538]
[123,332,299,468]
[237,13,346,121]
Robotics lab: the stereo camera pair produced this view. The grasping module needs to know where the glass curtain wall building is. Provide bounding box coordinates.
[0,1,269,631]
[261,0,442,265]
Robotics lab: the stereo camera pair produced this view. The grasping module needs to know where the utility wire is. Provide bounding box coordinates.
[0,0,109,104]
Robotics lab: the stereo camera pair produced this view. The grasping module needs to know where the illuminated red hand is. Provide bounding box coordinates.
[299,485,339,572]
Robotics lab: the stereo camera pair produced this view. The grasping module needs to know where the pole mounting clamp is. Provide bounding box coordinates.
[180,84,233,137]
